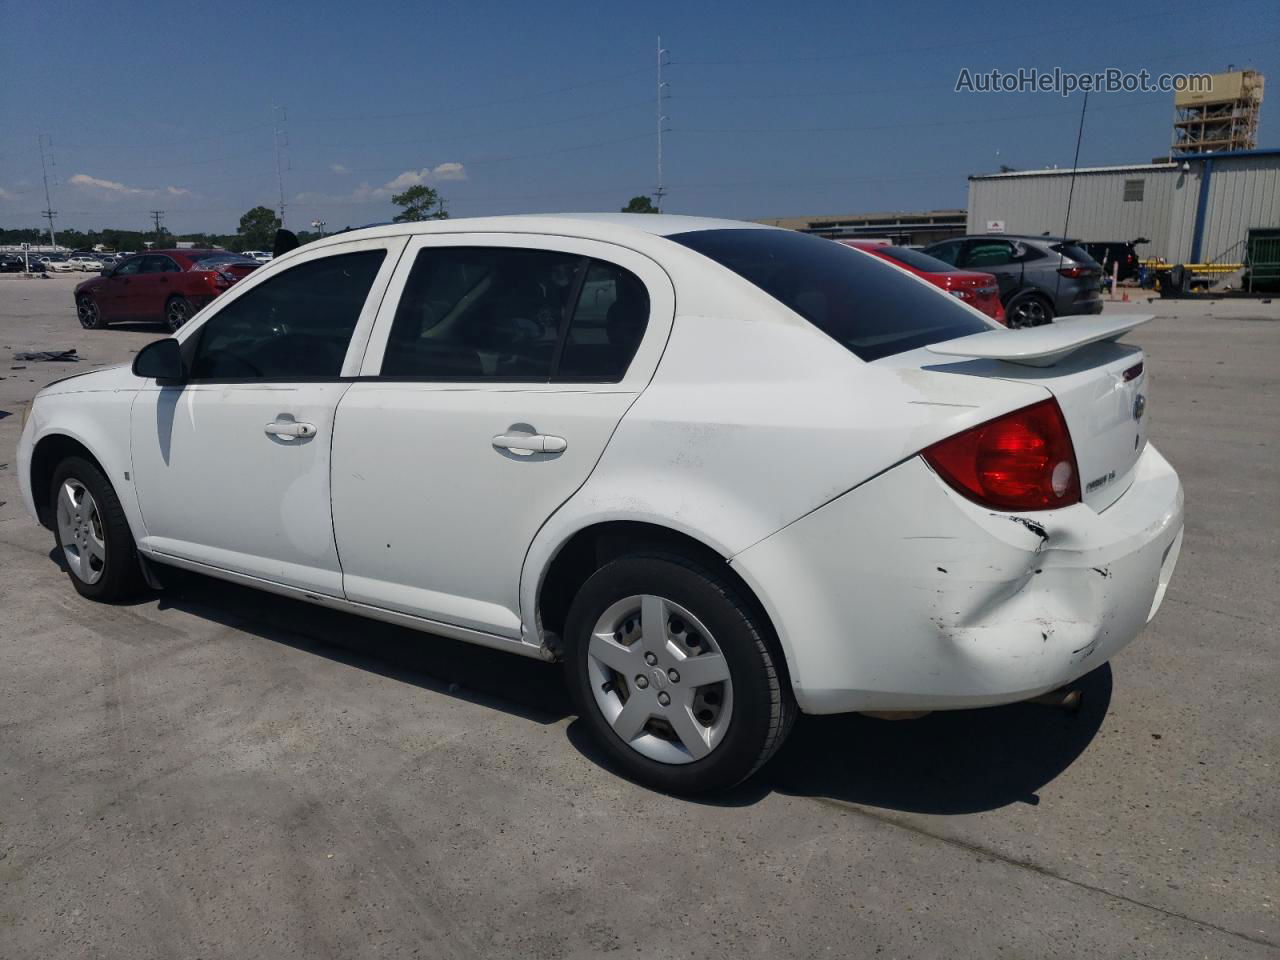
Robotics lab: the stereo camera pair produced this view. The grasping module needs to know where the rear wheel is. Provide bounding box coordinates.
[76,294,105,330]
[50,456,145,601]
[165,295,194,332]
[1006,293,1054,328]
[564,552,795,794]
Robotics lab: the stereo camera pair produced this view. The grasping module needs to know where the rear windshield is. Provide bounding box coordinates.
[867,244,958,274]
[188,252,258,269]
[669,229,990,361]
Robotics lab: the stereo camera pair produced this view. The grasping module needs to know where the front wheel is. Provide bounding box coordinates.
[50,456,145,601]
[165,295,194,332]
[76,294,105,329]
[564,553,795,794]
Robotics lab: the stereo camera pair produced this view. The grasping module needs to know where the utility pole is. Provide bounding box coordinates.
[272,104,289,227]
[654,36,670,212]
[37,135,58,249]
[150,210,165,244]
[311,219,326,238]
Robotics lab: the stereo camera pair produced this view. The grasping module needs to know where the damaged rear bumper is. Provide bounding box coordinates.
[730,443,1184,715]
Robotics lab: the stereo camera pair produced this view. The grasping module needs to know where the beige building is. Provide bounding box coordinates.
[753,209,965,246]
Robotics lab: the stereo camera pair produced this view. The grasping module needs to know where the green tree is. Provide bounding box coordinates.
[391,184,448,222]
[621,195,658,213]
[237,205,281,251]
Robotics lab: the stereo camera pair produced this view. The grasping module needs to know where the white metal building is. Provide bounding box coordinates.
[967,149,1280,264]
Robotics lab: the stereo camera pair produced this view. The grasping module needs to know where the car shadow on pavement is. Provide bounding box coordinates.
[566,666,1112,814]
[139,566,1110,813]
[152,568,570,727]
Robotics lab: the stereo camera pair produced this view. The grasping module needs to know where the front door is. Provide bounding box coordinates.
[98,254,144,320]
[331,234,675,637]
[129,237,404,594]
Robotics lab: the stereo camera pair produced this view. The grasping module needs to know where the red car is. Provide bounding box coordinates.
[837,240,1006,324]
[74,250,259,332]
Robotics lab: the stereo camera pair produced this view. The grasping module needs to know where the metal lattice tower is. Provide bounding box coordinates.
[1172,70,1264,155]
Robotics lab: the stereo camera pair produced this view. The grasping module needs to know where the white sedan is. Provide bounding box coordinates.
[16,215,1183,793]
[241,249,273,264]
[67,255,105,272]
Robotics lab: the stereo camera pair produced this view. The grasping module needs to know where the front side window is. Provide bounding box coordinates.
[188,249,385,380]
[669,228,989,362]
[114,256,144,276]
[926,240,963,265]
[382,247,649,382]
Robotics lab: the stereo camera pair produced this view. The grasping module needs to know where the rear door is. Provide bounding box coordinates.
[129,237,405,594]
[330,234,675,637]
[958,239,1020,300]
[134,254,182,320]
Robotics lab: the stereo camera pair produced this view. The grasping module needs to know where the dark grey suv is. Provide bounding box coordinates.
[923,235,1103,327]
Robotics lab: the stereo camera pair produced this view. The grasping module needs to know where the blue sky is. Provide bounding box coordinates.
[1,0,1277,233]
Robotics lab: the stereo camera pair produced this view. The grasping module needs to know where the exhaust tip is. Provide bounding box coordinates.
[1026,688,1083,712]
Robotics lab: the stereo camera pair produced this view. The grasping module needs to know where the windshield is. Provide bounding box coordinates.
[669,229,990,362]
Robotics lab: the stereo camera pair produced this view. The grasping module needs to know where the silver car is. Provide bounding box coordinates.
[924,235,1104,327]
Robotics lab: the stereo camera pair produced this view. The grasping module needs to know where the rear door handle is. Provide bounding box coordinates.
[492,433,567,455]
[265,420,317,440]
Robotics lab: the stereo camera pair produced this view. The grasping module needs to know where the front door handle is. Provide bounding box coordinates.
[492,432,568,455]
[265,420,317,440]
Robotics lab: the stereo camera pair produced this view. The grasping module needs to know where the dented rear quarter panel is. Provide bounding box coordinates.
[730,444,1184,713]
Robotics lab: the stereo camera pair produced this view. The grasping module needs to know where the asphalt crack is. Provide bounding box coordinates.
[808,795,1278,950]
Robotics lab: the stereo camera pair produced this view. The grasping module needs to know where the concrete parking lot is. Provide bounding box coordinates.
[1,274,1277,959]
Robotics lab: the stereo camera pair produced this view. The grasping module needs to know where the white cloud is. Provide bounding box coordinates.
[431,162,467,181]
[377,162,468,195]
[0,186,12,200]
[69,173,192,198]
[294,163,467,206]
[330,163,349,174]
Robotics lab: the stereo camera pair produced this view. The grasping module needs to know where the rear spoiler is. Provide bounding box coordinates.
[927,314,1153,367]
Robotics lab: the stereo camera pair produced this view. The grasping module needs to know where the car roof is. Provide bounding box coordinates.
[306,213,777,247]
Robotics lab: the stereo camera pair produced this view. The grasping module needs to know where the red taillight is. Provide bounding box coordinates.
[1057,266,1091,279]
[921,399,1081,511]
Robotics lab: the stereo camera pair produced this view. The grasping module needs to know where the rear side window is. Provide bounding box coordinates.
[382,247,650,382]
[189,250,385,380]
[558,261,650,381]
[963,241,1015,268]
[1050,243,1098,266]
[669,229,989,362]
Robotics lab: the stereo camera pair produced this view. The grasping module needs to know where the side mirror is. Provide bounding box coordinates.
[132,338,185,383]
[100,267,112,276]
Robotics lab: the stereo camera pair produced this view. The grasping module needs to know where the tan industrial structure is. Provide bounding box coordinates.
[1173,69,1264,156]
[753,210,965,246]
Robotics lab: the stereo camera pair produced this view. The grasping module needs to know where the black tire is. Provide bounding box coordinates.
[564,552,795,794]
[49,456,146,601]
[76,294,106,330]
[165,295,194,332]
[1005,292,1054,328]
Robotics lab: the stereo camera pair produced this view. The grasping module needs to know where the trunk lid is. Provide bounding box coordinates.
[899,315,1153,511]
